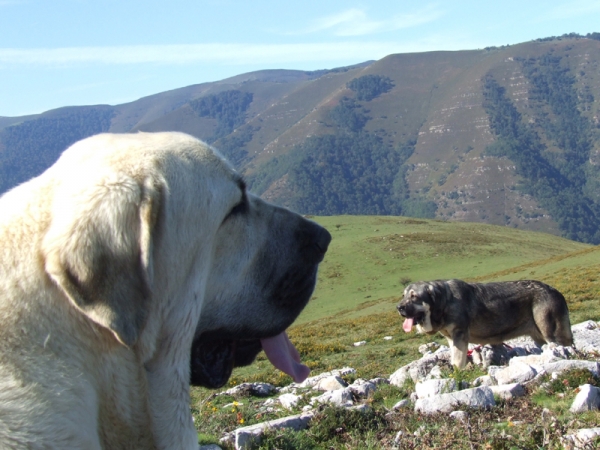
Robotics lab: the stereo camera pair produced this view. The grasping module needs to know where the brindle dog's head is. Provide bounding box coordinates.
[397,281,449,333]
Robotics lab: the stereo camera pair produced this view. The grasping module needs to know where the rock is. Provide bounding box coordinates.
[433,346,451,359]
[487,365,503,383]
[393,399,411,410]
[393,431,404,445]
[489,383,526,400]
[572,320,598,331]
[311,387,354,407]
[353,341,367,347]
[230,412,314,450]
[369,377,389,386]
[449,410,469,423]
[334,367,357,377]
[570,384,600,413]
[349,379,377,398]
[314,375,347,392]
[419,342,440,354]
[425,365,443,380]
[508,352,561,370]
[415,378,457,399]
[542,343,575,359]
[348,403,371,413]
[390,354,448,387]
[472,375,495,387]
[571,321,600,354]
[282,367,356,390]
[543,360,600,377]
[223,382,276,397]
[494,361,537,385]
[279,393,302,410]
[389,367,410,388]
[223,402,244,409]
[507,320,600,355]
[561,427,600,449]
[414,386,495,414]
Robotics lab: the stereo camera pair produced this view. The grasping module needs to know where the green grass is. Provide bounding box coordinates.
[302,215,590,322]
[190,215,600,448]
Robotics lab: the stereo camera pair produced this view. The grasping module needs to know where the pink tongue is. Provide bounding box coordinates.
[260,332,310,383]
[403,318,414,332]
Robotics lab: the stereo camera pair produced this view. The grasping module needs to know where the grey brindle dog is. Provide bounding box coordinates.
[397,279,573,367]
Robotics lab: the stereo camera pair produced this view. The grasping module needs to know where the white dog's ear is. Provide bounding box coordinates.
[42,174,161,347]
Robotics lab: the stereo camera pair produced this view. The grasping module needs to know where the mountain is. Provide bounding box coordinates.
[1,34,600,243]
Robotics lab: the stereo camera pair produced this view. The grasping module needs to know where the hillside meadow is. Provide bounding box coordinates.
[191,215,600,447]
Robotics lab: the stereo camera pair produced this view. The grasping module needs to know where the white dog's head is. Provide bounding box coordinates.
[40,132,330,375]
[1,131,329,448]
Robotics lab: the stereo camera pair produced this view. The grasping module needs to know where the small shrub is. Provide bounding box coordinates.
[310,406,386,442]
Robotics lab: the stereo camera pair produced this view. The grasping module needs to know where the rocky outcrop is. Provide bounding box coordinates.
[207,321,600,450]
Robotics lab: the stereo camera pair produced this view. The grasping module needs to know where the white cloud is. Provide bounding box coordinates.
[0,41,447,67]
[298,4,444,37]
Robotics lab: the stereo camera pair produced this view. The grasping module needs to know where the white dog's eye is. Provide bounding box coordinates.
[223,177,249,223]
[223,194,248,223]
[227,198,248,219]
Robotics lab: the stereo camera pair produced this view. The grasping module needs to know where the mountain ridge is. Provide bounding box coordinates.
[1,34,600,242]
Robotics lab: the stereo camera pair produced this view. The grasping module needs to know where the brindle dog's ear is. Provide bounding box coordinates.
[427,282,448,321]
[43,175,161,347]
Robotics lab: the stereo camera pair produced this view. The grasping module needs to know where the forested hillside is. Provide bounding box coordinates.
[2,34,600,242]
[0,106,114,193]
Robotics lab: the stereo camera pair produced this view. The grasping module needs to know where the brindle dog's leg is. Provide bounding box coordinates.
[450,329,469,368]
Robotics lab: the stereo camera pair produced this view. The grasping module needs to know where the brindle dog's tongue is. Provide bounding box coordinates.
[260,332,310,383]
[403,317,414,332]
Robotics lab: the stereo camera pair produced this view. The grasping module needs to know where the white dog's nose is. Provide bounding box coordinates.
[314,227,332,256]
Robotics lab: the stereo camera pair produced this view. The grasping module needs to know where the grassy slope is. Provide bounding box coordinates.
[190,215,597,388]
[191,215,600,447]
[303,215,591,322]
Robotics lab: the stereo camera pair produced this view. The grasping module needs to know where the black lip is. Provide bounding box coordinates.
[190,336,264,388]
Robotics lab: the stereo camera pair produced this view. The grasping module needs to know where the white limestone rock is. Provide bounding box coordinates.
[313,375,348,392]
[349,379,377,398]
[561,427,600,449]
[570,384,600,413]
[542,360,600,378]
[494,361,537,385]
[311,387,354,407]
[415,378,457,399]
[449,410,469,423]
[414,386,495,414]
[489,383,526,400]
[230,412,314,450]
[279,393,302,410]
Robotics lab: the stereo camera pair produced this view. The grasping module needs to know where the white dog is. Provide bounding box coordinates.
[0,132,330,449]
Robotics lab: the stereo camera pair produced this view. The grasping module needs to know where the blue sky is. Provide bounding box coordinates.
[1,0,599,117]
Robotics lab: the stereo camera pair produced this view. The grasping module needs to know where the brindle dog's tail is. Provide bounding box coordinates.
[535,283,573,347]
